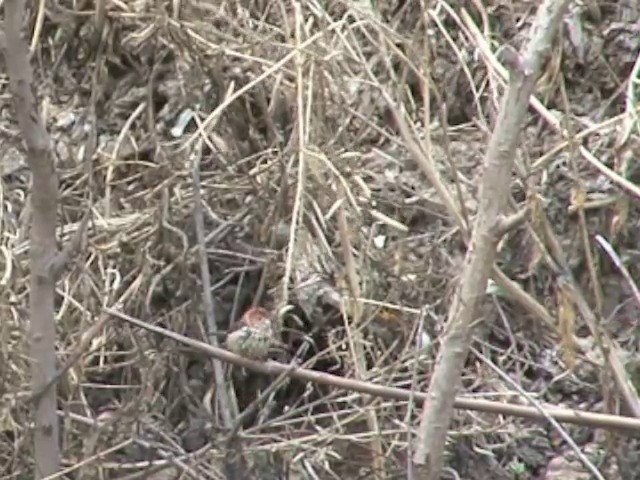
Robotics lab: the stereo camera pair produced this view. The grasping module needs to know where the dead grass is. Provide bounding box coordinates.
[2,0,640,478]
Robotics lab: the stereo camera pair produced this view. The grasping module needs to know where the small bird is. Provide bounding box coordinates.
[224,307,276,360]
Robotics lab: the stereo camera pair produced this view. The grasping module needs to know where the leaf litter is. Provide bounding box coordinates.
[1,0,640,478]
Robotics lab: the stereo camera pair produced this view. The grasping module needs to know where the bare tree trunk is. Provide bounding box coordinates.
[3,0,61,476]
[411,1,570,478]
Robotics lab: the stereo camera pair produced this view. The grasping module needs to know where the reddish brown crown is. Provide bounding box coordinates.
[224,307,274,360]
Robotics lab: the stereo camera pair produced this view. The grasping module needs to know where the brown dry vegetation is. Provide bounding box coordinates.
[2,0,640,479]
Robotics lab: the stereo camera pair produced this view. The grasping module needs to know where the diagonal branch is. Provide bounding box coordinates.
[411,1,571,478]
[102,306,640,434]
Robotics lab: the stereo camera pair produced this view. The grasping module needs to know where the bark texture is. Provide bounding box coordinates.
[4,0,61,476]
[412,1,571,478]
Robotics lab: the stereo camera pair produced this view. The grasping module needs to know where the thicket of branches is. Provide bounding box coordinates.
[2,0,640,478]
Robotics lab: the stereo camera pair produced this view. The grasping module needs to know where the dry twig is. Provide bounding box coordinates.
[105,307,640,434]
[191,139,237,426]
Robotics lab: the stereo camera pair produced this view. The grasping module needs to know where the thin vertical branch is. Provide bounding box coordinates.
[191,140,237,428]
